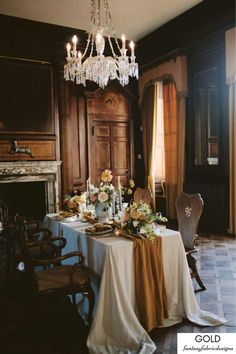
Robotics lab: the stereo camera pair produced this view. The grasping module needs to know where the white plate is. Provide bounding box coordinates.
[85,229,113,236]
[62,215,78,222]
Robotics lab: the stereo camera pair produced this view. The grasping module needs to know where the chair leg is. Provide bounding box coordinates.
[84,285,95,326]
[72,293,77,307]
[187,253,206,291]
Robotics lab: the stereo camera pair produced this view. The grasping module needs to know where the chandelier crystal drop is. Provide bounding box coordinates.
[64,0,139,89]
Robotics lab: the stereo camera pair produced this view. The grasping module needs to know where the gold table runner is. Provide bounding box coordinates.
[133,237,169,332]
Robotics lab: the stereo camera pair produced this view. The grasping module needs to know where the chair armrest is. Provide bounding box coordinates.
[27,237,66,250]
[29,228,52,241]
[69,263,88,286]
[31,251,85,266]
[185,248,197,256]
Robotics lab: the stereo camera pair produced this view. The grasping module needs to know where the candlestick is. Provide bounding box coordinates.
[117,176,120,187]
[112,190,115,217]
[86,177,90,206]
[117,176,122,211]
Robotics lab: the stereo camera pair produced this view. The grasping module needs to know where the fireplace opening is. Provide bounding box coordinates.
[0,181,47,222]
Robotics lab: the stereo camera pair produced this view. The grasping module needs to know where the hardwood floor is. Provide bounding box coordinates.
[0,234,235,354]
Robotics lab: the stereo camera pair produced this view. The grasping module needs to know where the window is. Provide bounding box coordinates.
[152,81,165,182]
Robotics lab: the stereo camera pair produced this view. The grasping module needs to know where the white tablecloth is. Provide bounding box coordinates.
[44,214,226,354]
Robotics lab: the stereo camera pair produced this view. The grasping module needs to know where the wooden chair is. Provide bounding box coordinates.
[133,188,152,206]
[15,215,66,261]
[15,216,95,325]
[175,193,206,291]
[0,200,9,243]
[0,200,21,278]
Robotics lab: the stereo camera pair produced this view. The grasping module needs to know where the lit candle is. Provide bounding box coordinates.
[66,43,71,58]
[130,41,135,57]
[117,176,120,187]
[72,35,78,53]
[88,177,91,191]
[96,32,102,44]
[86,177,90,206]
[121,34,126,51]
[87,177,91,193]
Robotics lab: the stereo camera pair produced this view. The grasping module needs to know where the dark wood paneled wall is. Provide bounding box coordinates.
[0,15,138,197]
[136,0,234,232]
[137,0,235,70]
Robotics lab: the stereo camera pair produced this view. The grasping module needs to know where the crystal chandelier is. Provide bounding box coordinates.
[64,0,139,88]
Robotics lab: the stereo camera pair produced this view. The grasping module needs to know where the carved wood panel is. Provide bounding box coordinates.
[0,57,54,135]
[59,77,87,194]
[0,140,55,161]
[88,120,130,185]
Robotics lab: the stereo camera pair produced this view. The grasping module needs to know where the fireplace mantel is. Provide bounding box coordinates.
[0,161,62,213]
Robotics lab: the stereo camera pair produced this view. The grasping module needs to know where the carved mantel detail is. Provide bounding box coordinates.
[0,161,62,213]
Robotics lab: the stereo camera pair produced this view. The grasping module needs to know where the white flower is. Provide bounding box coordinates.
[80,192,87,203]
[133,220,139,228]
[98,191,109,203]
[129,179,135,188]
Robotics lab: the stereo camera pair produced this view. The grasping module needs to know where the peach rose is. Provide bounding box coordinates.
[130,208,142,220]
[98,191,109,203]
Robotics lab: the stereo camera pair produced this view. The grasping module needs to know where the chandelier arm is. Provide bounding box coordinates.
[82,1,97,59]
[97,0,101,28]
[89,35,95,57]
[103,0,121,52]
[81,31,92,59]
[108,36,118,59]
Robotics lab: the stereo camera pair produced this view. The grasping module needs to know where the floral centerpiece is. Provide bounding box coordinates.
[87,170,115,220]
[122,202,168,241]
[63,192,87,213]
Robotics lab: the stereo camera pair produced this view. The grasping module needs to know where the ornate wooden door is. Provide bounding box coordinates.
[86,85,134,185]
[90,121,130,184]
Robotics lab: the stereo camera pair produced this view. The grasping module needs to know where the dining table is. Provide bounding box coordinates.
[43,214,226,354]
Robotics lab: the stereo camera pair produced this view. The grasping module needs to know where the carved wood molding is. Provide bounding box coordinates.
[0,161,61,176]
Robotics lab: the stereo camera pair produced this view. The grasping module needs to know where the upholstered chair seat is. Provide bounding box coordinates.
[36,265,89,292]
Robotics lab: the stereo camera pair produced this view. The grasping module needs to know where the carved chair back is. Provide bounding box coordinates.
[0,200,9,238]
[133,188,152,206]
[15,216,36,277]
[175,193,204,250]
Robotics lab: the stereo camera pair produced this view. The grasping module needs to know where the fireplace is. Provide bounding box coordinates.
[0,161,61,221]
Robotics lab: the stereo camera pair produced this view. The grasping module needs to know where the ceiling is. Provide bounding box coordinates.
[0,0,203,41]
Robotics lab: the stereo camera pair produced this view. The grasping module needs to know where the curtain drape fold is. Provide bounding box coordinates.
[163,82,186,219]
[163,82,177,219]
[141,85,156,209]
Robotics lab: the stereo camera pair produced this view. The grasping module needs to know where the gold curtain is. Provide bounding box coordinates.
[163,82,178,219]
[226,27,236,235]
[141,85,156,209]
